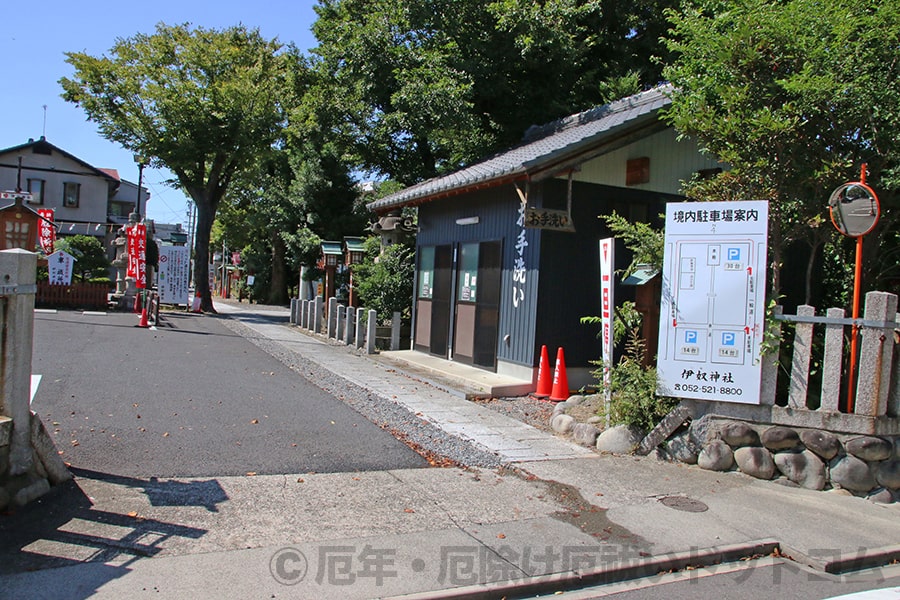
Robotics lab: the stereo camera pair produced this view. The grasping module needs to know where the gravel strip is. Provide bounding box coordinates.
[216,314,504,469]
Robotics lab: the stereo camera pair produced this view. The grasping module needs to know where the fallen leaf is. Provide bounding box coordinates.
[404,508,415,513]
[71,440,79,447]
[133,404,139,408]
[250,419,259,424]
[246,472,257,477]
[127,511,138,518]
[162,432,170,437]
[497,534,506,539]
[297,478,305,483]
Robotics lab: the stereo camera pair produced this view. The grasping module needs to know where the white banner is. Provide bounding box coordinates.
[158,245,191,305]
[599,238,615,396]
[656,200,769,404]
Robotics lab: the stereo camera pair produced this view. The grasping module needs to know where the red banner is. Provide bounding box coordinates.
[37,209,55,254]
[127,223,147,289]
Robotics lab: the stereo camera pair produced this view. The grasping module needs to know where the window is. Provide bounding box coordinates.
[63,182,80,207]
[26,179,45,205]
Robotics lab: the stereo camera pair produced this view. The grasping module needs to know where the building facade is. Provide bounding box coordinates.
[368,86,726,388]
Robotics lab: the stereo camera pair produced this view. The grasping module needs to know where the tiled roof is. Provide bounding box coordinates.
[368,85,673,212]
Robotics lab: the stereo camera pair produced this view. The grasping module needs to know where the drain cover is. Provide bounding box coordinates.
[658,496,709,513]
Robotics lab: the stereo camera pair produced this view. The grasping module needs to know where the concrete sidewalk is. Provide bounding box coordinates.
[3,301,899,599]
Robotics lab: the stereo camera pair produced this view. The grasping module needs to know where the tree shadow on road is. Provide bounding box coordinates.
[0,467,213,585]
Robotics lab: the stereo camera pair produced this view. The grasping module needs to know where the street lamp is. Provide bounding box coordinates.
[132,154,147,221]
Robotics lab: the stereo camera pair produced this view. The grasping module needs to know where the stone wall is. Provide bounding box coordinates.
[658,417,899,503]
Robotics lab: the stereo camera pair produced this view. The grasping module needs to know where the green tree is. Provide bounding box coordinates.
[55,235,111,282]
[310,0,676,183]
[353,236,415,323]
[662,0,900,304]
[60,23,296,312]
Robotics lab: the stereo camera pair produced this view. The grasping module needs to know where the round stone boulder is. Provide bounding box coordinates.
[718,421,760,448]
[845,437,893,462]
[799,429,841,461]
[774,450,826,490]
[596,425,643,454]
[830,455,876,492]
[565,395,586,406]
[875,459,900,490]
[667,430,699,465]
[551,414,576,434]
[866,488,895,504]
[572,423,600,447]
[734,447,776,480]
[688,414,715,448]
[698,440,735,472]
[761,427,801,452]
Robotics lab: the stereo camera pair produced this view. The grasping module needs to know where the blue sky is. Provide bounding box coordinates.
[1,1,320,227]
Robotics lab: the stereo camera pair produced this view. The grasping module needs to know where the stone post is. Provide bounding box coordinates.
[289,298,298,325]
[855,291,897,417]
[820,307,845,412]
[391,311,401,351]
[314,296,324,334]
[344,307,355,345]
[300,299,308,329]
[355,307,366,349]
[0,249,37,475]
[337,305,346,341]
[759,305,782,406]
[367,309,377,354]
[327,297,337,338]
[788,305,815,409]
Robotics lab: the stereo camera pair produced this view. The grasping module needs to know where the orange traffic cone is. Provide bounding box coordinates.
[549,347,570,402]
[138,307,149,328]
[533,345,552,398]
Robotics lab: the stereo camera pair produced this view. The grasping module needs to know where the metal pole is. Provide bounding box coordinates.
[135,162,145,218]
[845,164,868,414]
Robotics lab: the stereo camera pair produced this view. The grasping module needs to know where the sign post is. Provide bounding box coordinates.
[656,201,769,404]
[599,238,615,420]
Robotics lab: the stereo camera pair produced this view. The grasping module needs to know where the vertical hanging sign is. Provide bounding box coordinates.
[126,223,147,289]
[599,238,615,396]
[37,209,55,254]
[656,200,769,404]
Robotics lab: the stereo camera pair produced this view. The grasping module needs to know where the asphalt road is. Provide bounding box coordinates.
[30,309,427,478]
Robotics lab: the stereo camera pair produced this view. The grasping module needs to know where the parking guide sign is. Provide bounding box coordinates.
[656,201,769,404]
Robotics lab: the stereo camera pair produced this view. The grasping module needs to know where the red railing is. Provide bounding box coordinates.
[36,282,110,310]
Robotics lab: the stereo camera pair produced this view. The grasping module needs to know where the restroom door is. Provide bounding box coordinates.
[453,241,502,369]
[414,245,453,357]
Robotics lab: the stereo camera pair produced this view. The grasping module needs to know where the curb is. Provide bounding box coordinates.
[384,539,780,600]
[782,543,900,575]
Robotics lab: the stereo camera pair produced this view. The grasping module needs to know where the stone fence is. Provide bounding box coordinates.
[0,249,71,511]
[289,296,409,355]
[631,290,900,502]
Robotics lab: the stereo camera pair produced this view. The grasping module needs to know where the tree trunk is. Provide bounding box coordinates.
[267,232,289,305]
[193,199,218,313]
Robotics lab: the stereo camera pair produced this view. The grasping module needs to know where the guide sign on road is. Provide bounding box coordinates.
[656,201,769,404]
[158,245,190,305]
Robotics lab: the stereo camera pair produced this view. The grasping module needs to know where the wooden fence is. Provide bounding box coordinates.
[36,281,110,310]
[765,290,898,419]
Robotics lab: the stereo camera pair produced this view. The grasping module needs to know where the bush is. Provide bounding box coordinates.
[586,302,677,431]
[353,237,414,324]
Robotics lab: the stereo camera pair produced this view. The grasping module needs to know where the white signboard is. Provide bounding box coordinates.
[158,245,191,305]
[47,250,75,285]
[656,201,768,404]
[599,238,615,395]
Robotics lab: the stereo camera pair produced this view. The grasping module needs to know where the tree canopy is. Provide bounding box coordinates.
[60,23,296,311]
[662,0,900,303]
[310,0,676,184]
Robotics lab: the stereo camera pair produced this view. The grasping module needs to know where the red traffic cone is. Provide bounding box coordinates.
[138,307,149,328]
[549,347,570,402]
[534,345,552,398]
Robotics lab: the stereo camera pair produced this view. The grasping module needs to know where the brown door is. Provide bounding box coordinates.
[453,241,502,369]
